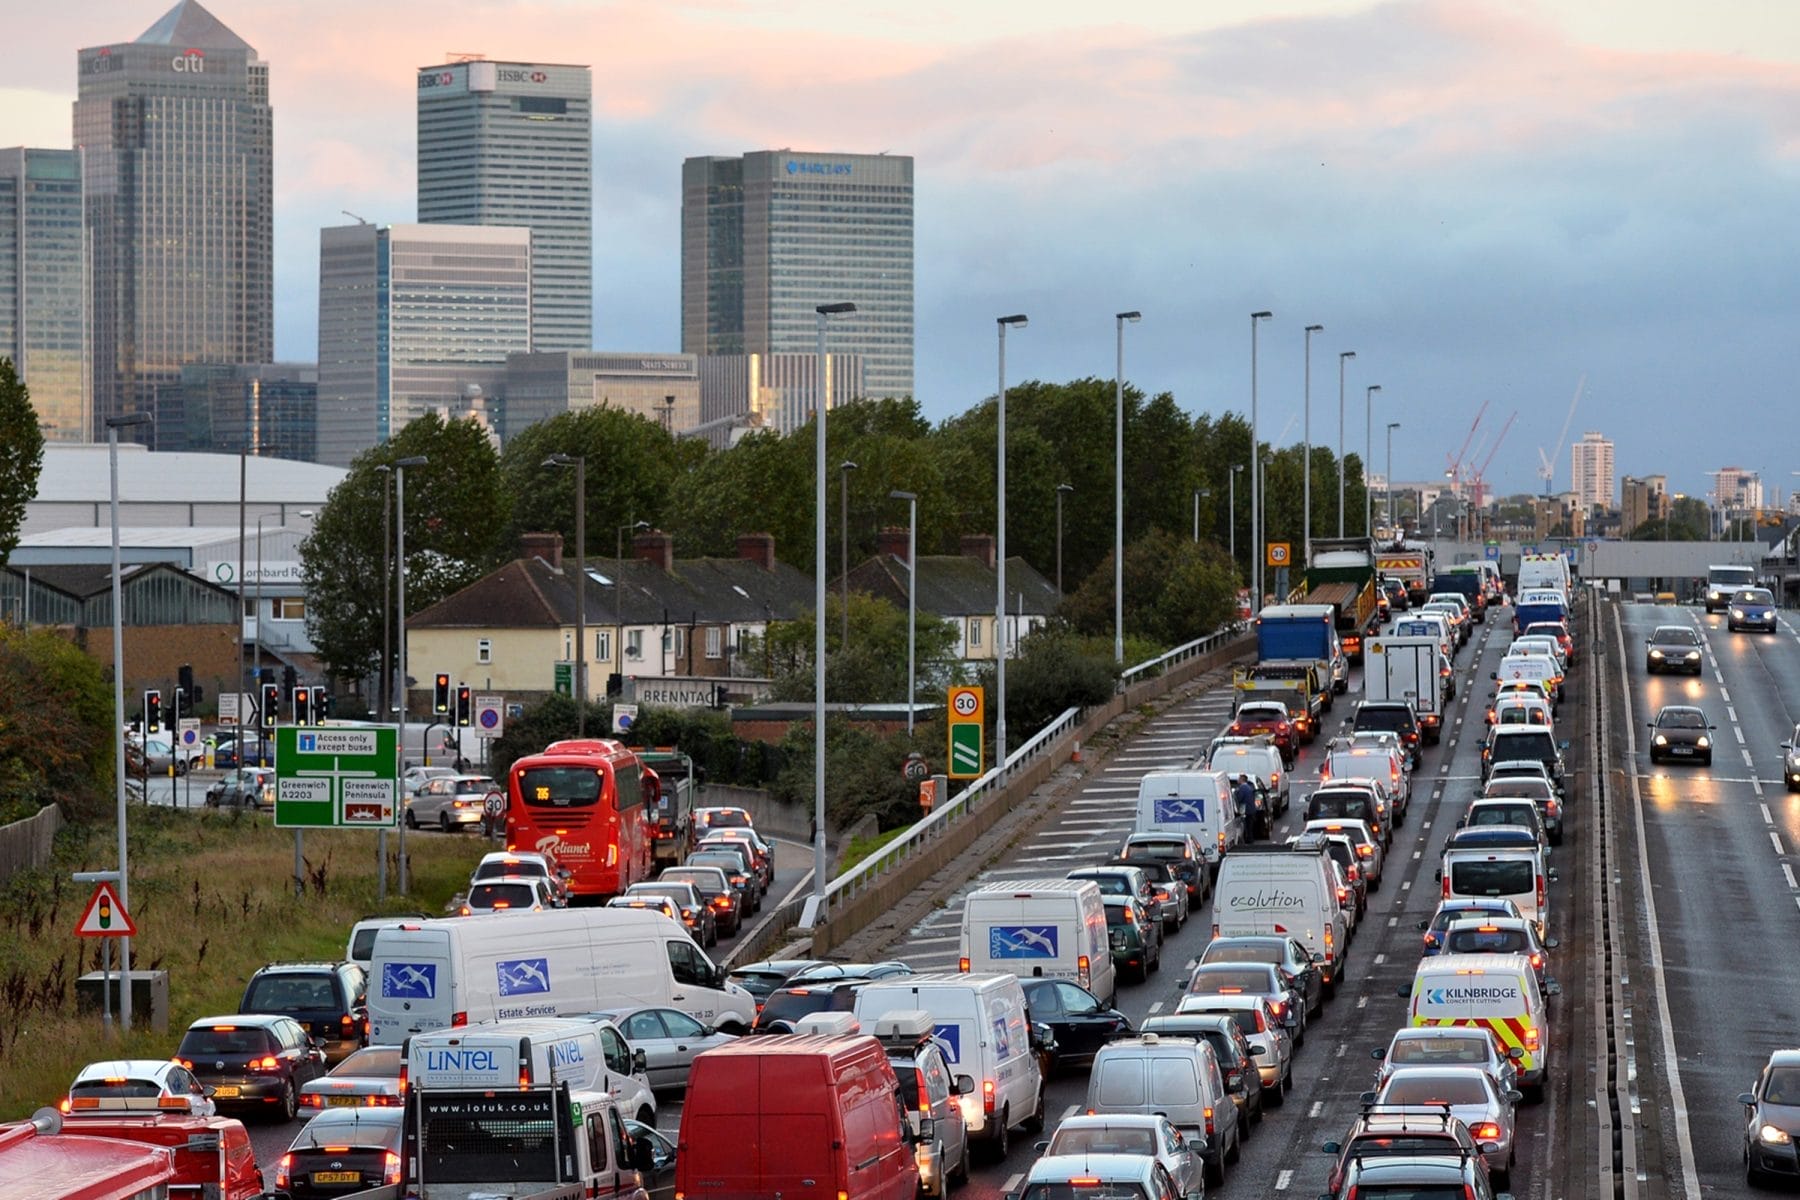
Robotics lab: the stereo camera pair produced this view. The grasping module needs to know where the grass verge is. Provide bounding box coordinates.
[0,804,489,1118]
[836,824,910,873]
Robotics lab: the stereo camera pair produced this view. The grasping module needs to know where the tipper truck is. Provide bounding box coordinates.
[1304,537,1381,663]
[1253,604,1339,714]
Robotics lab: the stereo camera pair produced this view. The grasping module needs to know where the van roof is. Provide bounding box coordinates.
[1412,952,1536,977]
[858,971,1021,992]
[973,879,1100,897]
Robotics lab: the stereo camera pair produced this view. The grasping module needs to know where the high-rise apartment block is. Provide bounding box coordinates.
[0,148,88,440]
[417,59,592,353]
[75,0,272,442]
[1713,466,1763,513]
[682,151,913,403]
[1620,474,1670,537]
[1569,430,1614,512]
[316,223,530,466]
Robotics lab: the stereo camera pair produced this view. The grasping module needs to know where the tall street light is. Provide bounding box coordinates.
[1054,483,1074,595]
[1385,422,1401,536]
[544,454,587,735]
[106,410,151,1031]
[1337,351,1356,536]
[889,490,918,734]
[615,519,649,689]
[1192,488,1210,542]
[393,454,429,896]
[1249,311,1273,604]
[809,301,855,927]
[1303,324,1323,562]
[374,465,394,719]
[839,460,858,648]
[1114,310,1140,664]
[1364,385,1382,536]
[995,313,1028,766]
[234,438,275,727]
[1228,464,1245,568]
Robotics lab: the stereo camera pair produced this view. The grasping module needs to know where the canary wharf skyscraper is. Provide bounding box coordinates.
[417,59,593,352]
[75,0,272,442]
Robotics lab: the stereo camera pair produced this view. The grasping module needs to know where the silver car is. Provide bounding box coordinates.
[592,1005,736,1093]
[1371,1026,1519,1096]
[1175,991,1291,1099]
[1370,1065,1523,1188]
[1041,1113,1206,1200]
[1185,960,1306,1045]
[407,774,496,831]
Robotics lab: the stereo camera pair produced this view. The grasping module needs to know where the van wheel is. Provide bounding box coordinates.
[951,1135,971,1186]
[1024,1084,1045,1133]
[278,1079,297,1122]
[1204,1149,1224,1187]
[1225,1127,1241,1165]
[988,1107,1010,1162]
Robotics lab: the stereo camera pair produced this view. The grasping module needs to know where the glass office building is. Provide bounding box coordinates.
[75,0,273,443]
[167,362,316,461]
[682,150,913,401]
[0,148,89,441]
[418,59,592,353]
[316,223,530,466]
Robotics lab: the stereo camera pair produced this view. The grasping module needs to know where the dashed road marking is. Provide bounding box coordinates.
[1772,831,1785,856]
[1782,863,1796,890]
[1148,1001,1163,1014]
[1373,953,1386,965]
[1761,803,1774,825]
[1062,1104,1079,1120]
[1308,1101,1324,1118]
[1276,1168,1294,1191]
[1356,995,1369,1009]
[1387,916,1398,927]
[1003,1173,1023,1194]
[1401,880,1412,890]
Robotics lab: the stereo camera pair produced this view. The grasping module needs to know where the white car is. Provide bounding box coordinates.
[300,1044,404,1111]
[458,875,560,915]
[65,1059,216,1116]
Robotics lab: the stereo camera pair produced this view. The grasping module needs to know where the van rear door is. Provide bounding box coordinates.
[368,927,453,1044]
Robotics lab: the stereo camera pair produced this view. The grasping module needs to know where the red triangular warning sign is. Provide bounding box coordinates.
[75,881,136,937]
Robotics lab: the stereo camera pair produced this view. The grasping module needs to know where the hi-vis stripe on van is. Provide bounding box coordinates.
[1404,953,1548,1095]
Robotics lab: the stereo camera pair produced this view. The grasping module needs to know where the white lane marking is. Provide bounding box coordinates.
[1720,687,1731,703]
[1728,706,1739,722]
[1782,863,1796,890]
[1772,831,1786,856]
[1735,727,1747,745]
[1614,608,1703,1200]
[1412,850,1422,860]
[1401,880,1412,890]
[1761,803,1774,825]
[1373,953,1386,965]
[1388,916,1398,927]
[1148,1001,1163,1014]
[1356,995,1369,1009]
[1422,820,1432,829]
[905,934,961,946]
[1745,750,1758,768]
[1336,1042,1347,1057]
[1062,1104,1079,1119]
[1275,1168,1294,1191]
[1003,1174,1023,1194]
[1308,1101,1324,1117]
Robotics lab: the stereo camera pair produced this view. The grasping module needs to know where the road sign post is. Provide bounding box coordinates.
[274,727,400,829]
[473,695,505,738]
[947,686,985,779]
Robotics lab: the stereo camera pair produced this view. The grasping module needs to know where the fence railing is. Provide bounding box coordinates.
[819,622,1242,915]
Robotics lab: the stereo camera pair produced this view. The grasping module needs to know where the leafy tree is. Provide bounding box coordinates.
[769,716,932,830]
[0,359,46,568]
[1061,528,1239,649]
[758,592,962,703]
[300,415,511,688]
[0,624,113,822]
[992,627,1120,734]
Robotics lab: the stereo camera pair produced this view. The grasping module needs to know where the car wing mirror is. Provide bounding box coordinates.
[954,1074,975,1096]
[1505,1089,1525,1104]
[632,1048,648,1074]
[631,1136,658,1173]
[1321,1139,1342,1154]
[1545,937,1560,949]
[1738,1091,1758,1106]
[1396,984,1410,997]
[1357,1090,1378,1105]
[1545,980,1563,996]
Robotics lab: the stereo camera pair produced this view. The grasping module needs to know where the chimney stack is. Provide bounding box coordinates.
[633,529,674,571]
[877,526,911,566]
[959,533,995,569]
[736,532,776,571]
[520,531,564,568]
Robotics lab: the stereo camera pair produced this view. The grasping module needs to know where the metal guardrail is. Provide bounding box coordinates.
[822,622,1244,911]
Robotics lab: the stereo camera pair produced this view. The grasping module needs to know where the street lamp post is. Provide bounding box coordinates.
[253,516,267,764]
[1365,385,1382,536]
[393,455,429,896]
[1054,483,1074,594]
[1114,311,1140,664]
[1228,464,1245,568]
[1249,311,1273,604]
[545,454,587,734]
[808,301,855,928]
[995,313,1029,766]
[839,461,858,648]
[1303,324,1323,561]
[106,411,151,1031]
[614,519,648,692]
[374,466,393,719]
[1385,422,1401,535]
[1338,351,1356,536]
[1192,489,1210,542]
[889,490,918,735]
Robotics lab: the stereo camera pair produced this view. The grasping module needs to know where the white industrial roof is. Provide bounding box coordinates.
[16,526,247,551]
[32,445,347,505]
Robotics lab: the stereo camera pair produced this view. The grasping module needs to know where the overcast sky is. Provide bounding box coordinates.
[8,0,1799,500]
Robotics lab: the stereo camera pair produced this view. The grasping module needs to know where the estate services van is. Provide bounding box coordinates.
[367,908,755,1044]
[1403,952,1550,1101]
[1135,770,1244,873]
[958,880,1115,1004]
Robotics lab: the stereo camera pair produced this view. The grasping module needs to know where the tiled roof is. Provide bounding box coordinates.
[840,554,1061,618]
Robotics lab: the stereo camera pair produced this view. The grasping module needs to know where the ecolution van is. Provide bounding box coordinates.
[1210,839,1346,993]
[958,880,1115,1004]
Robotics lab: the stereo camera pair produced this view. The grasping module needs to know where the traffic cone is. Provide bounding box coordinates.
[1071,740,1083,764]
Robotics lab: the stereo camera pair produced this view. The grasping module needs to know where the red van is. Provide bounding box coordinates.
[678,1034,921,1200]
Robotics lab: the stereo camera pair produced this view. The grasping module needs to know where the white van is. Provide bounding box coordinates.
[1493,653,1560,703]
[1086,1034,1239,1185]
[1404,952,1551,1100]
[853,972,1043,1155]
[406,1016,658,1122]
[1438,833,1547,937]
[1517,553,1571,595]
[1135,770,1244,874]
[958,879,1115,1005]
[1209,839,1346,993]
[367,908,756,1044]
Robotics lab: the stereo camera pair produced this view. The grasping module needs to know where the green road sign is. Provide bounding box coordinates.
[554,662,573,697]
[948,722,983,779]
[274,726,399,829]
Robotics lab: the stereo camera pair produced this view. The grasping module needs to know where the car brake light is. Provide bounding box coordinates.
[301,1093,322,1108]
[1337,886,1348,902]
[1357,844,1374,858]
[452,1012,468,1027]
[384,1151,403,1186]
[1070,1180,1101,1187]
[1203,1105,1215,1137]
[983,1079,995,1114]
[250,1055,280,1071]
[1443,874,1451,898]
[1078,954,1091,988]
[1530,953,1543,969]
[958,956,971,973]
[1525,1026,1540,1050]
[275,1154,293,1189]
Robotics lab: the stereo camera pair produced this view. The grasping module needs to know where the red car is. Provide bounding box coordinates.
[1226,702,1298,765]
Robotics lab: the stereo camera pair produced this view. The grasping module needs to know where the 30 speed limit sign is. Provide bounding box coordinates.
[1266,542,1292,567]
[948,686,984,722]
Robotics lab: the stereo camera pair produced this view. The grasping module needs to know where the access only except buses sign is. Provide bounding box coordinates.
[274,726,399,829]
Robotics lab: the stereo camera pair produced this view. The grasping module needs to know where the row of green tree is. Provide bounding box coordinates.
[299,381,1371,686]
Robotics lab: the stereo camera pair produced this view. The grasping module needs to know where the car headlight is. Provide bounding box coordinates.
[1696,737,1710,749]
[1732,608,1745,619]
[1653,735,1668,746]
[1761,1123,1793,1145]
[1649,649,1664,658]
[1685,651,1700,659]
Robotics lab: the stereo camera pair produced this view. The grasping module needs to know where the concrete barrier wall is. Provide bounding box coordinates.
[702,783,814,846]
[0,805,65,883]
[812,633,1254,954]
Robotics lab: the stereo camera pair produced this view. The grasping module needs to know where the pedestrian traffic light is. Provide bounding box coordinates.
[455,685,473,727]
[434,673,452,715]
[293,686,313,726]
[261,683,280,730]
[143,690,163,735]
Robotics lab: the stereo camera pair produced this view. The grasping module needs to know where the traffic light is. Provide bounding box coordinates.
[293,686,313,726]
[433,673,452,716]
[169,687,184,723]
[282,663,297,693]
[261,683,280,730]
[143,690,163,735]
[455,684,473,727]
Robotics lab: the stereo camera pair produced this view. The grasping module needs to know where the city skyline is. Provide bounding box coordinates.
[6,2,1798,493]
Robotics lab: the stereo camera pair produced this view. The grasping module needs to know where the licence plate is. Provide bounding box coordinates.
[313,1171,360,1184]
[326,1095,363,1107]
[212,1086,241,1098]
[1670,747,1693,755]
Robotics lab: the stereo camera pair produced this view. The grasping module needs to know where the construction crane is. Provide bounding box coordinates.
[1467,411,1516,508]
[1537,375,1585,496]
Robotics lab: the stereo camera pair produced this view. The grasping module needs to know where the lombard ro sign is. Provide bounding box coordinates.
[988,925,1058,959]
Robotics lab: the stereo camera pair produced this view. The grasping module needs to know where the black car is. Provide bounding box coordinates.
[625,1118,678,1200]
[726,959,826,1011]
[1648,705,1715,766]
[1644,625,1704,675]
[175,1014,326,1121]
[1739,1049,1800,1187]
[750,979,870,1034]
[1020,979,1133,1071]
[1141,1012,1267,1128]
[659,867,742,936]
[274,1106,404,1197]
[240,962,368,1062]
[686,849,760,912]
[1199,934,1325,1018]
[215,736,275,770]
[1352,700,1425,758]
[1382,577,1411,612]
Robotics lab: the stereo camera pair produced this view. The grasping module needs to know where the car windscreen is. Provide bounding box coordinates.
[698,809,750,828]
[296,1110,404,1151]
[1468,805,1535,828]
[69,1078,165,1099]
[243,973,338,1013]
[1445,927,1530,954]
[1736,589,1774,604]
[1021,1185,1150,1200]
[332,1047,402,1077]
[1354,707,1412,732]
[1493,731,1555,761]
[474,859,547,880]
[1711,567,1756,585]
[630,884,691,906]
[1764,1067,1800,1104]
[519,765,601,808]
[180,1027,275,1056]
[1310,792,1375,821]
[1652,627,1698,645]
[452,778,496,794]
[1389,1037,1493,1067]
[1047,1126,1160,1157]
[1202,942,1280,966]
[1382,1075,1491,1105]
[1190,966,1276,992]
[661,870,722,893]
[468,882,536,908]
[1449,859,1535,897]
[1655,710,1706,729]
[1073,873,1131,896]
[1483,781,1551,801]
